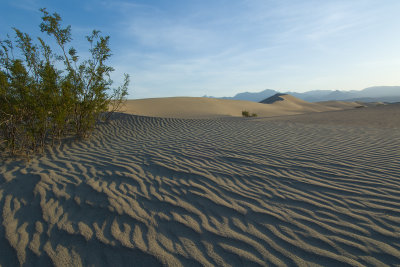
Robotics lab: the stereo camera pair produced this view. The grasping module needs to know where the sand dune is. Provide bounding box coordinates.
[260,103,400,128]
[1,102,400,266]
[316,100,363,109]
[120,96,347,118]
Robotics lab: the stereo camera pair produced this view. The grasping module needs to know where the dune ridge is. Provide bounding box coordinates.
[1,107,400,266]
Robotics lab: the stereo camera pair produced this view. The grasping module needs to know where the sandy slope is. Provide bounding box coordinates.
[1,103,400,266]
[259,103,400,128]
[120,96,345,118]
[316,100,363,109]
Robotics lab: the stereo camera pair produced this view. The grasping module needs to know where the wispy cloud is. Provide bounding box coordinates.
[106,0,400,97]
[126,20,218,54]
[4,0,395,98]
[7,0,40,12]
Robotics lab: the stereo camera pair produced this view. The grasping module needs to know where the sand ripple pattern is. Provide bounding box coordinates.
[1,114,400,266]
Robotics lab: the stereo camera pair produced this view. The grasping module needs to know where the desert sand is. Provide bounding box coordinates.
[1,96,399,266]
[119,95,361,118]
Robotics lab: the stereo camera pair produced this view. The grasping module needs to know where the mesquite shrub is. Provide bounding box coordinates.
[0,8,129,156]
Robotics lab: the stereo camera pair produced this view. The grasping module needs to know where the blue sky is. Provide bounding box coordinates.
[1,0,400,99]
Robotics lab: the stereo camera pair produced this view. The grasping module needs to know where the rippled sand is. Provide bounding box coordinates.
[1,103,400,266]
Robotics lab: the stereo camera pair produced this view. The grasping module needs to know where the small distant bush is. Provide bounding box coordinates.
[242,110,257,117]
[0,8,129,156]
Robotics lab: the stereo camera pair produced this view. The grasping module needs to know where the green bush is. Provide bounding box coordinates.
[0,8,129,156]
[242,110,257,117]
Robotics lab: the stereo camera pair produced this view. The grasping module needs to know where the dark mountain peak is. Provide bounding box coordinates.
[259,93,288,104]
[361,86,400,97]
[220,89,278,101]
[210,86,400,103]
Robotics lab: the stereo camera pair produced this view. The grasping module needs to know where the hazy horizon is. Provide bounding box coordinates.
[1,0,400,99]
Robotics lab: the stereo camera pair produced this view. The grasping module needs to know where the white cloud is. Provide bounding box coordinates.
[108,0,400,98]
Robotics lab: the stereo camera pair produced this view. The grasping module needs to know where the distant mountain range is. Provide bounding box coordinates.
[206,86,400,103]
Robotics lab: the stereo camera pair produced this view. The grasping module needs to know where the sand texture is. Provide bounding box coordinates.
[1,99,400,266]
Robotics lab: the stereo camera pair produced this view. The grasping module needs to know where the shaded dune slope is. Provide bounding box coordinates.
[1,112,400,266]
[260,94,360,113]
[259,93,288,104]
[121,96,347,119]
